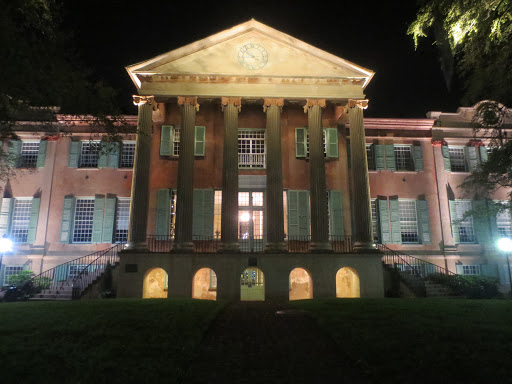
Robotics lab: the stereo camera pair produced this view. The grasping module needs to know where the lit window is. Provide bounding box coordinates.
[172,126,181,156]
[214,191,222,239]
[371,199,380,243]
[462,265,480,275]
[10,199,32,243]
[115,198,130,243]
[3,266,24,286]
[72,198,95,243]
[455,200,475,243]
[252,192,264,207]
[399,200,419,243]
[283,191,288,239]
[79,141,100,168]
[449,147,468,172]
[238,192,250,206]
[366,144,375,170]
[238,130,266,168]
[120,142,136,168]
[394,146,414,171]
[20,142,39,167]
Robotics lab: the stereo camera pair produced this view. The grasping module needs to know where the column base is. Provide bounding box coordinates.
[353,241,380,254]
[218,242,240,253]
[309,241,333,253]
[172,242,195,253]
[123,241,149,253]
[264,242,287,253]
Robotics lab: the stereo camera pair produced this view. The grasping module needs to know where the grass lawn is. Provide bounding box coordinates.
[292,298,512,383]
[0,299,226,384]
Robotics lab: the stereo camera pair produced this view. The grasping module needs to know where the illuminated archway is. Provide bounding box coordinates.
[192,268,217,301]
[289,267,313,301]
[142,268,168,298]
[240,267,265,301]
[336,267,360,298]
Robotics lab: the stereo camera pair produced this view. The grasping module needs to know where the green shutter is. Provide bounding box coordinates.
[367,144,375,170]
[55,264,68,282]
[36,141,47,168]
[385,145,396,171]
[449,200,460,244]
[0,198,13,238]
[8,140,21,167]
[160,125,173,156]
[480,146,488,163]
[325,128,338,158]
[480,264,497,278]
[107,142,120,168]
[193,189,214,237]
[194,126,206,156]
[416,199,431,244]
[0,265,5,286]
[473,200,491,245]
[389,198,401,243]
[378,198,391,243]
[466,146,479,171]
[442,145,451,171]
[26,198,41,244]
[375,145,385,170]
[412,145,424,171]
[102,196,116,243]
[287,190,310,237]
[68,141,81,168]
[91,195,105,243]
[329,190,344,236]
[59,196,75,243]
[295,128,307,158]
[456,265,464,275]
[156,189,170,237]
[97,142,108,168]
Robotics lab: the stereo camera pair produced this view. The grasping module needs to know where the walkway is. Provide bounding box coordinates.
[182,301,366,383]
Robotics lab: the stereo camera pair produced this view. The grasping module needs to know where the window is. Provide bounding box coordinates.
[496,207,512,238]
[10,199,32,243]
[214,191,222,239]
[238,130,266,168]
[399,200,419,243]
[366,144,375,170]
[115,198,130,243]
[172,126,181,156]
[20,142,40,167]
[371,199,380,243]
[120,142,136,168]
[3,266,24,286]
[169,190,177,237]
[72,198,95,243]
[79,141,100,168]
[69,265,88,279]
[305,131,327,157]
[455,200,475,243]
[449,147,468,172]
[394,145,414,171]
[462,265,480,276]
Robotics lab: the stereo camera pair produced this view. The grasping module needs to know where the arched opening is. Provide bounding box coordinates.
[240,267,265,301]
[336,267,360,298]
[289,267,313,301]
[192,268,217,301]
[142,268,168,298]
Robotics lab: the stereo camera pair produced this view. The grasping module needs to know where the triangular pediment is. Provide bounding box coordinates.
[127,20,374,100]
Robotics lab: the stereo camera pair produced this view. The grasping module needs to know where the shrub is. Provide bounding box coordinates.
[1,270,35,302]
[426,272,501,299]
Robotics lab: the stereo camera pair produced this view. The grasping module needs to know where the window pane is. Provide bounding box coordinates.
[463,265,480,275]
[11,199,32,243]
[456,200,475,243]
[238,192,250,206]
[20,142,39,167]
[80,142,100,168]
[496,206,512,238]
[366,144,375,170]
[399,200,418,243]
[72,199,95,243]
[394,146,413,171]
[214,191,222,239]
[371,199,380,243]
[120,142,136,168]
[449,147,467,172]
[252,192,264,207]
[169,191,177,238]
[115,198,130,243]
[238,130,266,168]
[3,266,24,285]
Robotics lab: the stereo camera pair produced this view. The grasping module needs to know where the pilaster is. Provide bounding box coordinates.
[220,97,241,252]
[174,96,199,252]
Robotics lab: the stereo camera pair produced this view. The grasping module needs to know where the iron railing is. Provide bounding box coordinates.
[146,234,353,254]
[23,244,123,298]
[378,244,465,296]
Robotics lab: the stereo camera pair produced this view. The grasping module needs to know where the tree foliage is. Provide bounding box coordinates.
[409,0,512,106]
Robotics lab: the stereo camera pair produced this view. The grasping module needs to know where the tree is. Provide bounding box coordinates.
[409,0,512,106]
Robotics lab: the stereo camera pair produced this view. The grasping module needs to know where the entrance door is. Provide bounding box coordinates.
[238,191,264,252]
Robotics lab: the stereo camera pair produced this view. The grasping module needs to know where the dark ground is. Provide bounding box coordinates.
[182,301,367,384]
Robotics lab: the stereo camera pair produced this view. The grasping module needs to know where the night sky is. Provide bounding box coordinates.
[63,1,464,118]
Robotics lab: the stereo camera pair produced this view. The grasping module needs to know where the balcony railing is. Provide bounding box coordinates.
[146,235,353,253]
[238,153,266,168]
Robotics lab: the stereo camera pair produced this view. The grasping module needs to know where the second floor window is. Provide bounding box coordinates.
[20,142,40,167]
[115,198,130,243]
[399,200,419,243]
[394,145,414,171]
[238,130,266,168]
[72,198,95,243]
[454,200,475,243]
[120,142,136,168]
[79,141,100,168]
[448,147,468,172]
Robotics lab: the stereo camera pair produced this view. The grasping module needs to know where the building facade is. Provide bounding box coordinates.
[1,20,511,300]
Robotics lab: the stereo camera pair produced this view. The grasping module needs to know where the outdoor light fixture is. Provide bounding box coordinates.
[497,237,512,295]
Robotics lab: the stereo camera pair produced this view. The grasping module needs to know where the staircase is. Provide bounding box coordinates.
[28,244,123,301]
[379,244,464,298]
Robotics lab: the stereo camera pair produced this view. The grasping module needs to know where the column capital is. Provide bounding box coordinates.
[177,96,200,111]
[431,139,447,147]
[303,98,326,113]
[133,95,156,106]
[345,99,369,112]
[221,97,242,112]
[263,98,284,112]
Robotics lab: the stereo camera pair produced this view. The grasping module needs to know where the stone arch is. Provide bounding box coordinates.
[336,267,360,298]
[142,267,168,298]
[289,267,313,301]
[192,267,217,301]
[240,267,265,301]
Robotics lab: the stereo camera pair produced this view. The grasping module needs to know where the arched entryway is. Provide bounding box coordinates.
[240,267,265,301]
[289,267,313,301]
[336,267,360,298]
[192,268,217,300]
[142,267,168,298]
